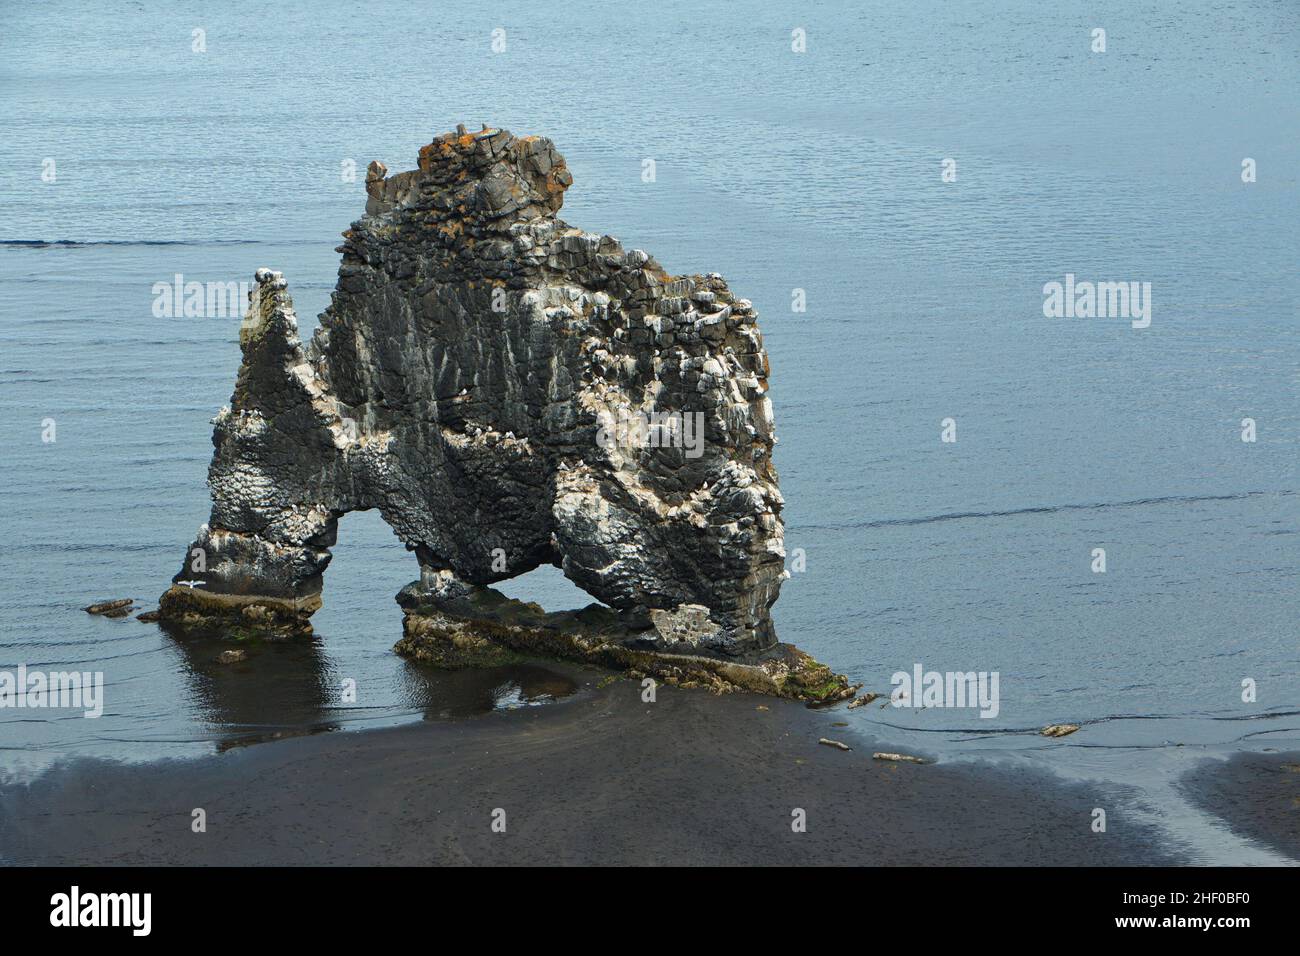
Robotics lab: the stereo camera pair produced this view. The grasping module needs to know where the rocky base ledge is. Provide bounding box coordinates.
[156,581,855,704]
[157,584,317,639]
[393,586,857,704]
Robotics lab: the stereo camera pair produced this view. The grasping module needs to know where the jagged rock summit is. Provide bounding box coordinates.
[158,125,850,699]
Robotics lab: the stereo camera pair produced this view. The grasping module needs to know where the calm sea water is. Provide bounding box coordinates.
[1,0,1296,834]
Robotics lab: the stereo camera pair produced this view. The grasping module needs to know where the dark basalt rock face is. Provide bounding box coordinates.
[160,126,797,665]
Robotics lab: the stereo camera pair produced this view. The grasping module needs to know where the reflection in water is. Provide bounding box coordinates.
[162,622,340,750]
[163,621,580,750]
[400,661,579,721]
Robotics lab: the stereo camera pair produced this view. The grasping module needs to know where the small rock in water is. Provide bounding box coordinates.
[84,598,133,615]
[846,692,880,710]
[873,752,926,764]
[217,649,248,665]
[136,609,161,622]
[1040,723,1080,738]
[818,737,851,751]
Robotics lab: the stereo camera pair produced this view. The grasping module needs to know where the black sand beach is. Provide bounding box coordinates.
[1,675,1189,866]
[1180,751,1300,862]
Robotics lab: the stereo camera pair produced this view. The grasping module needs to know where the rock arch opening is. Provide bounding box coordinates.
[491,563,611,613]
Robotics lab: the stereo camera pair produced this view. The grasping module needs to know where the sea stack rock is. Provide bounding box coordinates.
[159,126,848,698]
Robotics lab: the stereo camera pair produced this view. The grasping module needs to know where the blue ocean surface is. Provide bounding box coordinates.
[0,0,1296,857]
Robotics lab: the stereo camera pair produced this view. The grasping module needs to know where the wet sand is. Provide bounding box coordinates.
[1180,751,1300,862]
[1,678,1187,866]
